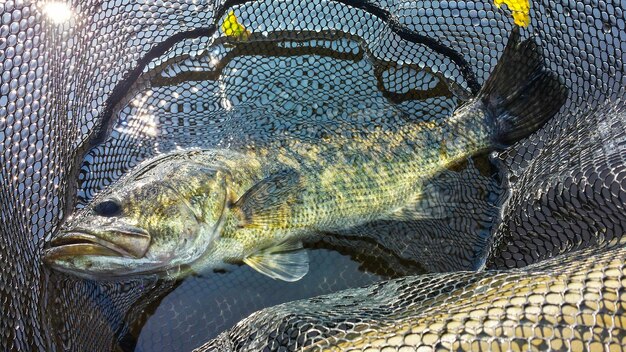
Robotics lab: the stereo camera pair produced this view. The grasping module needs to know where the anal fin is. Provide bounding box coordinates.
[243,240,309,282]
[387,182,457,221]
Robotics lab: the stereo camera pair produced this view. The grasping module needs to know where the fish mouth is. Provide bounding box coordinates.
[44,227,151,263]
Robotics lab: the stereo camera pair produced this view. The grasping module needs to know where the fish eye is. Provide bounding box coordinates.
[93,199,122,217]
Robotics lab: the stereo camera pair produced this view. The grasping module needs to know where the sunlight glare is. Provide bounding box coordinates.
[42,2,73,24]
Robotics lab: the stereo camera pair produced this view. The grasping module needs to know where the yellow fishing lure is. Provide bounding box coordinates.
[494,0,531,27]
[222,10,251,41]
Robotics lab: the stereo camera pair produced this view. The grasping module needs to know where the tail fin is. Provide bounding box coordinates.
[479,27,568,145]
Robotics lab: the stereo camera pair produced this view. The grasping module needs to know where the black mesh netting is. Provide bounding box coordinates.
[0,0,624,351]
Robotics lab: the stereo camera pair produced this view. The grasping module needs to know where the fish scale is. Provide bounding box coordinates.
[226,110,491,234]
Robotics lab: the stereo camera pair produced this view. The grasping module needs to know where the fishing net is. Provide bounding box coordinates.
[0,0,624,351]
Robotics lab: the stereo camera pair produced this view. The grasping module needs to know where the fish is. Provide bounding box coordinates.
[43,29,567,281]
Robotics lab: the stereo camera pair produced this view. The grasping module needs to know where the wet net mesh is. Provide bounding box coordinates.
[0,0,624,351]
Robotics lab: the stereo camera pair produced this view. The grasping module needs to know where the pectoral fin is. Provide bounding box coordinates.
[243,241,309,282]
[233,169,303,229]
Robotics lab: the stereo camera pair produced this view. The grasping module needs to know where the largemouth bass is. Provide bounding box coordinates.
[44,29,567,281]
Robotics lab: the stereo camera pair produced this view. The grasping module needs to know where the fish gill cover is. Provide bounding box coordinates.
[0,0,624,351]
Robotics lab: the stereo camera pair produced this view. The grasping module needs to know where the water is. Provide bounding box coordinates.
[134,248,386,351]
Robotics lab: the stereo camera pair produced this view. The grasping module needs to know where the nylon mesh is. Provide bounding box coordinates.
[0,0,624,351]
